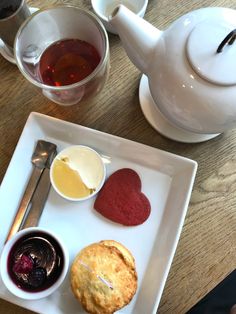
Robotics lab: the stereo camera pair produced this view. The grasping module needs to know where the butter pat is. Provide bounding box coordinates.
[50,145,105,201]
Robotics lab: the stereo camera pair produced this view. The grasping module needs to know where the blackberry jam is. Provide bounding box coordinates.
[7,231,64,292]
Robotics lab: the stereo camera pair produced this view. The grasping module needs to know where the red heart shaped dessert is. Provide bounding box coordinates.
[94,168,151,226]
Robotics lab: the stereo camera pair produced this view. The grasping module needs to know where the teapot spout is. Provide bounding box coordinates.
[109,5,162,75]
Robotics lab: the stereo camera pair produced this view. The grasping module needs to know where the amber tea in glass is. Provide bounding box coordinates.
[15,6,109,106]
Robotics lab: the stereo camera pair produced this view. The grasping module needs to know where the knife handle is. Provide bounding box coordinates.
[21,168,51,229]
[5,166,43,242]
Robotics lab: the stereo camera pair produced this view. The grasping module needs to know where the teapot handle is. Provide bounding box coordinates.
[217,29,236,53]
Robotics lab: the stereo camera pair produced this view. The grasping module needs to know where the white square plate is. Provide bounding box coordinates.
[0,112,197,314]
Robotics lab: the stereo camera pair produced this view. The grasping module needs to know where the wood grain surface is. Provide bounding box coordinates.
[1,0,236,313]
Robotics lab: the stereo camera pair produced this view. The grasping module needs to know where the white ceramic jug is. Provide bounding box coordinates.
[110,5,236,142]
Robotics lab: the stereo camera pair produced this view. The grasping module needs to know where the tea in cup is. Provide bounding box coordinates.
[14,6,110,106]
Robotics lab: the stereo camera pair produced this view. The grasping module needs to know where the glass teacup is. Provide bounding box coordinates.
[14,6,109,106]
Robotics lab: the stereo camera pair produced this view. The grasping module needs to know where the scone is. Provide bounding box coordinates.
[70,240,137,314]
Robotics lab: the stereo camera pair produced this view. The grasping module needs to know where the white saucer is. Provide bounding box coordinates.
[0,7,38,64]
[139,74,220,143]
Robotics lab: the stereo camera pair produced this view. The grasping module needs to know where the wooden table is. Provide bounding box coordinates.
[1,0,236,313]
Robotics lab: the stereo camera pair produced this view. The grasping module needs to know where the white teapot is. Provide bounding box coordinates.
[109,6,236,142]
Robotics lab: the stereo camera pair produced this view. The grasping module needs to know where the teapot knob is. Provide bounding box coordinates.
[217,29,236,53]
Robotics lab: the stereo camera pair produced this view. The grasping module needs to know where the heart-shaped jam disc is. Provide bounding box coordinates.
[94,168,151,226]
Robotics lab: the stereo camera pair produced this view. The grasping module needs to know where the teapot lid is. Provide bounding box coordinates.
[187,21,236,86]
